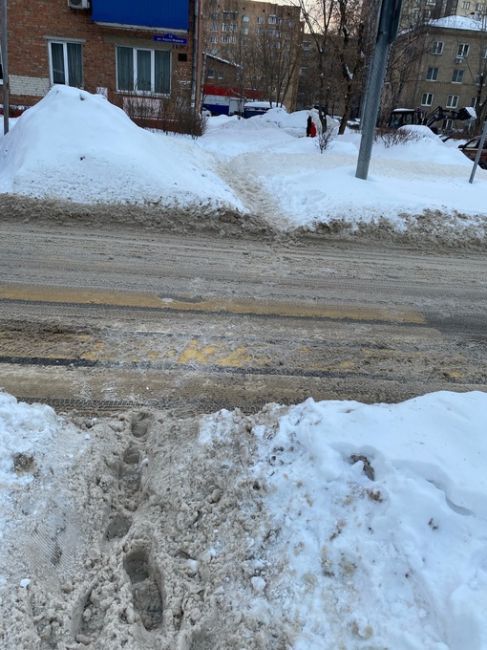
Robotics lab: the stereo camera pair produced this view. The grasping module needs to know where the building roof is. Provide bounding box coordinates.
[429,15,485,31]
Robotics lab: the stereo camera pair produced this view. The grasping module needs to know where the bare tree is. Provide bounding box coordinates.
[471,9,487,129]
[381,3,432,123]
[290,0,338,129]
[334,0,367,133]
[207,5,303,110]
[291,0,369,133]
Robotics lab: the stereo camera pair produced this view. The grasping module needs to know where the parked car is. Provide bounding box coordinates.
[458,136,487,169]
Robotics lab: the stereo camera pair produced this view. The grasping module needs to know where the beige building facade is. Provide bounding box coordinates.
[397,18,486,120]
[203,0,303,110]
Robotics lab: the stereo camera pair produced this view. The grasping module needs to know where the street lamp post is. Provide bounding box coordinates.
[1,0,9,135]
[355,0,403,180]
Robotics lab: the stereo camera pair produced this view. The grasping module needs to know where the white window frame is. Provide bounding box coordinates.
[116,46,171,96]
[457,43,470,58]
[48,39,84,87]
[426,66,439,80]
[446,94,459,108]
[452,69,464,83]
[432,41,444,55]
[421,92,433,106]
[462,1,471,8]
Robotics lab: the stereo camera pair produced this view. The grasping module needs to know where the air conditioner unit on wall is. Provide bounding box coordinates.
[68,0,90,9]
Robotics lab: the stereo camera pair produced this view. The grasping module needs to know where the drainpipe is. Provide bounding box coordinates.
[191,0,201,110]
[1,0,9,135]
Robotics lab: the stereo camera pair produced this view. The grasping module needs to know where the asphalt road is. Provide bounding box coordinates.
[0,219,486,414]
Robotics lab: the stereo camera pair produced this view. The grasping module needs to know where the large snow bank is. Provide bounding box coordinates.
[201,390,487,649]
[1,89,486,237]
[1,389,487,648]
[200,114,487,230]
[0,392,87,586]
[0,86,243,209]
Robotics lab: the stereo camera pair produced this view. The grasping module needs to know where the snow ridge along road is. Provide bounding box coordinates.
[0,219,486,412]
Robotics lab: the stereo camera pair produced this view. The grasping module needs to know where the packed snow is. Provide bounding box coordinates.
[0,86,486,235]
[430,15,486,31]
[0,85,243,209]
[1,389,487,649]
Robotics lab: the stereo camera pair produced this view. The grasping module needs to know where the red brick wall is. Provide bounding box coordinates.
[7,0,195,111]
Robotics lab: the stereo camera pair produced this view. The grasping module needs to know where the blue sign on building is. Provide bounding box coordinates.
[91,0,190,32]
[153,34,188,45]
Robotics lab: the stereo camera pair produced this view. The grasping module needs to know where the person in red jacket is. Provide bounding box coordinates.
[306,115,317,138]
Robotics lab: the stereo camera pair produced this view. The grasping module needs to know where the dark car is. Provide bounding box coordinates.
[458,136,487,169]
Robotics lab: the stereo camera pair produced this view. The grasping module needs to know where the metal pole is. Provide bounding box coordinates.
[1,0,9,135]
[356,0,402,180]
[468,119,487,184]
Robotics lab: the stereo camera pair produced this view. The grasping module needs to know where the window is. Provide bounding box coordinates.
[421,92,433,106]
[483,47,487,59]
[207,67,215,79]
[257,16,264,24]
[446,94,459,108]
[456,43,470,58]
[452,69,464,83]
[432,41,444,54]
[116,46,171,95]
[475,2,485,9]
[426,66,438,80]
[242,27,249,35]
[462,1,471,8]
[268,15,278,24]
[49,41,83,87]
[0,43,3,85]
[242,15,250,22]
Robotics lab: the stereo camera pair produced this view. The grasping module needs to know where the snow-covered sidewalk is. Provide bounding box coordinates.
[1,86,486,241]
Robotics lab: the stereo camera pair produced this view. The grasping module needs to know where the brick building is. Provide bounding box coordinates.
[1,0,203,124]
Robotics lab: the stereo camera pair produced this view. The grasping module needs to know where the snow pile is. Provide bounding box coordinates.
[0,392,58,489]
[201,390,487,649]
[430,15,485,31]
[0,85,242,209]
[0,392,84,586]
[1,88,486,238]
[260,107,339,137]
[200,115,487,230]
[1,390,487,648]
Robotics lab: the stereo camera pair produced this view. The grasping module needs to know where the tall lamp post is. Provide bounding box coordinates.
[355,0,403,180]
[1,0,8,135]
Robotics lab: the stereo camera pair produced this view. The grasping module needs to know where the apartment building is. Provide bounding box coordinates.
[391,14,487,126]
[1,0,203,125]
[203,0,303,110]
[400,0,486,26]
